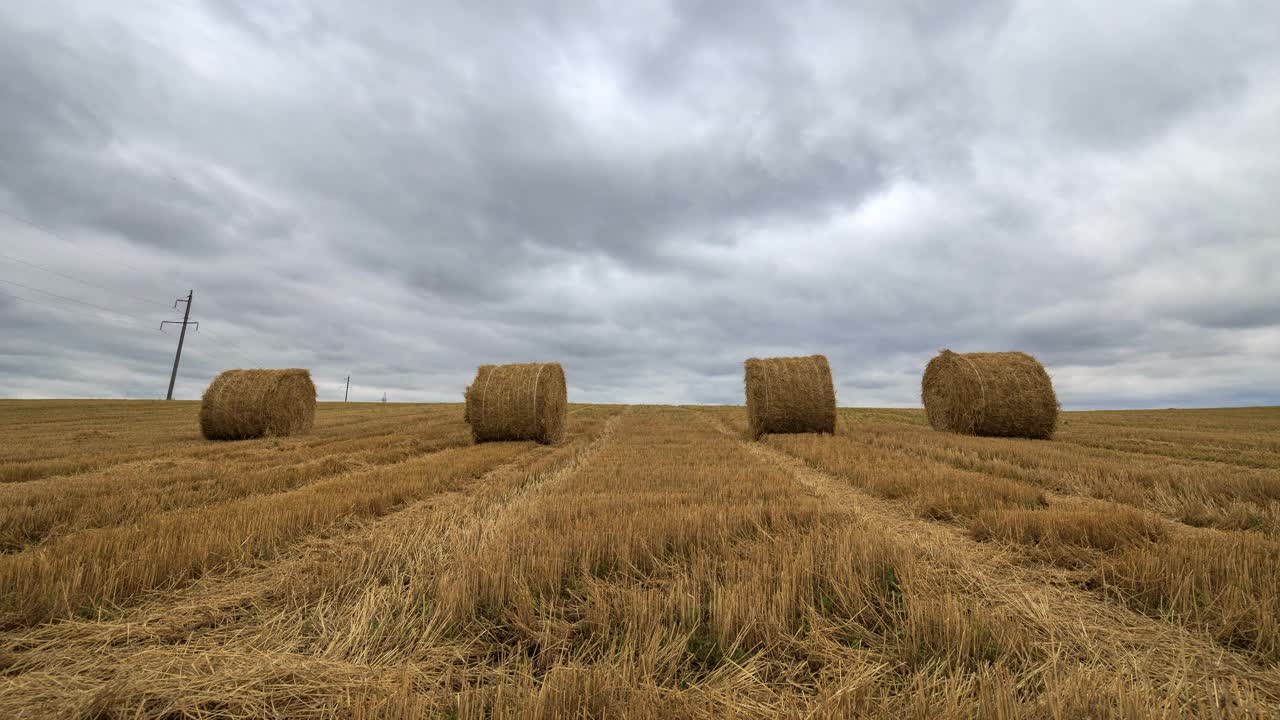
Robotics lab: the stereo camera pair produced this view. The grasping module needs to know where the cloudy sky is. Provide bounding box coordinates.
[1,1,1277,408]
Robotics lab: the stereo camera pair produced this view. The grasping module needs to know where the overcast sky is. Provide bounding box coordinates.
[1,1,1277,408]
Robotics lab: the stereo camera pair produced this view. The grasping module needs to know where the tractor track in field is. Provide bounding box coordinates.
[0,411,626,671]
[719,418,1280,708]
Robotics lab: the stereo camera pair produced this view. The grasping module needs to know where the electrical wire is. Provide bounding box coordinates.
[0,287,150,331]
[0,277,152,326]
[0,250,174,311]
[0,208,180,305]
[187,326,251,360]
[0,208,148,273]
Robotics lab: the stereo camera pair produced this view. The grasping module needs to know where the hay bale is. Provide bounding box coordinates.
[464,362,567,444]
[199,368,317,441]
[921,349,1059,439]
[744,355,837,439]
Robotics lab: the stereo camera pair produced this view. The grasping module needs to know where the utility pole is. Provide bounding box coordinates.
[344,375,350,402]
[161,291,198,400]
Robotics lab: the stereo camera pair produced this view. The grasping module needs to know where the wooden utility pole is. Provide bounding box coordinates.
[344,375,350,402]
[161,291,197,400]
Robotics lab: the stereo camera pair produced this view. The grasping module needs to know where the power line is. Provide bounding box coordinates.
[2,281,250,396]
[0,207,149,274]
[189,325,240,350]
[0,207,66,243]
[169,323,259,371]
[0,277,151,325]
[0,207,178,298]
[191,324,265,357]
[0,251,173,311]
[0,287,150,331]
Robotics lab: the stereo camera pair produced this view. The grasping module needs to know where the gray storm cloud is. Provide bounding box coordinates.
[1,0,1278,408]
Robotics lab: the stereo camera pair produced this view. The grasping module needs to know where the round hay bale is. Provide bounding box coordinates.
[464,362,567,444]
[921,349,1059,439]
[199,368,317,441]
[744,355,837,439]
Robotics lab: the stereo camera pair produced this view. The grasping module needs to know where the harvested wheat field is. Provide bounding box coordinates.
[0,400,1278,718]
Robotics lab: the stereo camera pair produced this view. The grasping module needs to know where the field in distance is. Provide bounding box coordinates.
[0,400,1278,718]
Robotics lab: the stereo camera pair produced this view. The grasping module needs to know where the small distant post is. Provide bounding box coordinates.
[344,375,350,402]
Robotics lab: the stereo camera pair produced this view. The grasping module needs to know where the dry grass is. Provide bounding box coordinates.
[753,407,1280,665]
[1095,531,1280,659]
[0,401,449,482]
[839,414,1280,532]
[0,400,1276,718]
[969,506,1166,552]
[0,418,472,552]
[763,432,1048,520]
[968,506,1166,568]
[0,441,531,626]
[1057,411,1280,469]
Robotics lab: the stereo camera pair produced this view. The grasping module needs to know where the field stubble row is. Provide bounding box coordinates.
[756,411,1280,663]
[0,405,626,626]
[0,401,1276,718]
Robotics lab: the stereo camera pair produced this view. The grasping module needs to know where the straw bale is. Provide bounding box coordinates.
[199,368,317,441]
[464,362,567,444]
[744,355,837,439]
[921,349,1059,439]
